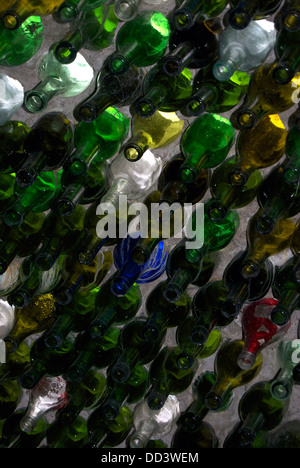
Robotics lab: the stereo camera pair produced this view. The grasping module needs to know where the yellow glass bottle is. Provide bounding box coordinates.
[231,62,300,130]
[229,114,288,187]
[240,210,295,280]
[205,339,263,411]
[4,294,56,354]
[123,110,185,162]
[1,0,65,29]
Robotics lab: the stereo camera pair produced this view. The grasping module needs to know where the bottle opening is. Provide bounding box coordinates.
[101,401,120,421]
[162,284,181,303]
[181,413,200,433]
[283,168,300,185]
[229,169,248,187]
[66,367,83,384]
[173,11,192,31]
[124,146,142,162]
[78,250,94,266]
[3,209,23,227]
[237,351,256,370]
[69,159,87,176]
[229,10,251,30]
[135,100,156,118]
[185,97,205,117]
[131,247,150,265]
[271,307,290,326]
[185,249,202,264]
[58,6,78,22]
[35,252,55,271]
[271,380,290,400]
[2,12,20,30]
[54,289,73,305]
[241,262,260,280]
[207,203,227,222]
[10,292,28,308]
[283,13,300,32]
[147,393,165,410]
[109,55,128,75]
[21,373,38,389]
[89,324,105,340]
[255,216,275,236]
[190,326,209,346]
[111,363,131,383]
[273,65,293,85]
[16,169,35,188]
[78,104,98,122]
[176,353,193,370]
[205,392,222,411]
[56,199,75,217]
[163,57,183,77]
[111,278,130,296]
[237,427,256,447]
[213,62,234,82]
[44,333,63,349]
[180,166,196,184]
[25,92,46,114]
[142,325,160,343]
[221,300,239,320]
[237,110,257,129]
[114,1,136,21]
[55,42,76,64]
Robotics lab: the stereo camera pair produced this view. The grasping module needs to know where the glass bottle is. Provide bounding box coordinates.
[273,29,300,84]
[221,250,275,320]
[162,19,221,77]
[110,318,163,384]
[178,113,235,184]
[0,408,48,448]
[231,62,300,130]
[283,124,300,186]
[184,66,250,117]
[291,216,300,280]
[0,16,43,66]
[88,276,142,341]
[228,0,282,30]
[4,294,56,354]
[205,339,263,411]
[128,394,180,448]
[223,420,269,448]
[0,73,24,125]
[74,61,144,122]
[114,0,171,22]
[0,340,31,383]
[16,112,74,188]
[24,50,94,113]
[0,258,23,299]
[123,110,185,162]
[1,0,64,29]
[171,421,219,448]
[141,280,191,344]
[270,340,300,400]
[53,0,107,23]
[271,256,300,326]
[65,326,120,383]
[228,114,288,186]
[208,156,263,222]
[57,369,107,424]
[172,0,228,31]
[238,298,291,370]
[235,379,291,447]
[240,210,295,280]
[0,120,31,174]
[146,345,199,410]
[276,0,300,32]
[53,3,119,64]
[213,19,276,82]
[20,334,77,389]
[45,415,89,448]
[101,364,149,421]
[0,379,23,419]
[134,62,193,118]
[20,375,68,433]
[84,405,133,448]
[108,10,170,74]
[111,234,169,296]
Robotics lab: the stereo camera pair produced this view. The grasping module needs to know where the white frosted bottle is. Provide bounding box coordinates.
[129,394,180,448]
[0,73,24,126]
[213,19,276,82]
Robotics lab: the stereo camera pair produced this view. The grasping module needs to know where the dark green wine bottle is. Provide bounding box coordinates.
[0,408,48,448]
[0,120,31,173]
[273,29,300,84]
[228,0,282,29]
[20,334,77,389]
[65,326,120,383]
[46,415,89,448]
[142,280,191,343]
[276,0,300,32]
[88,276,142,341]
[146,346,199,410]
[171,421,219,448]
[172,0,228,31]
[110,318,163,384]
[0,379,23,419]
[53,0,107,23]
[223,420,269,448]
[0,341,31,384]
[57,369,107,424]
[101,364,149,421]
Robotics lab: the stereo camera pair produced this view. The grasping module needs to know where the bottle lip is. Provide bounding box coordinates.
[240,260,261,280]
[190,325,209,346]
[110,362,131,383]
[273,64,294,85]
[54,41,78,64]
[56,199,75,217]
[236,427,257,447]
[179,165,197,184]
[163,56,184,77]
[135,99,156,118]
[24,91,46,114]
[3,209,23,228]
[77,103,99,123]
[35,252,56,271]
[185,96,206,117]
[282,11,300,32]
[9,290,29,308]
[270,379,291,400]
[1,10,21,30]
[255,215,275,236]
[16,168,36,188]
[20,372,39,390]
[43,332,63,349]
[271,306,290,326]
[142,324,160,343]
[162,283,182,303]
[88,323,106,340]
[176,352,194,370]
[56,4,78,23]
[228,9,251,30]
[207,202,227,222]
[147,392,165,410]
[172,10,194,31]
[124,144,143,162]
[114,0,136,22]
[101,400,120,421]
[221,300,240,320]
[237,351,256,370]
[109,54,129,75]
[205,392,222,411]
[236,109,258,130]
[65,366,84,384]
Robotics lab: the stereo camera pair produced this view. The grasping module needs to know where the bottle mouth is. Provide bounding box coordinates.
[3,209,23,227]
[88,323,106,341]
[185,248,202,264]
[1,11,21,30]
[142,325,160,343]
[179,166,197,184]
[109,55,129,75]
[207,203,227,222]
[54,289,73,306]
[176,353,194,370]
[56,5,78,23]
[114,1,136,21]
[162,284,182,303]
[65,367,84,384]
[173,11,193,31]
[77,250,95,266]
[283,12,300,32]
[129,436,146,448]
[271,306,290,326]
[273,65,294,85]
[35,252,55,271]
[270,380,291,400]
[110,278,131,296]
[147,392,165,410]
[56,199,75,217]
[221,300,240,320]
[110,362,131,383]
[101,401,120,421]
[135,99,156,118]
[190,325,209,346]
[163,56,184,77]
[180,413,201,433]
[9,291,29,308]
[124,145,143,162]
[185,96,206,117]
[213,61,235,82]
[4,337,18,354]
[43,333,63,349]
[69,158,87,176]
[16,169,36,188]
[77,103,98,122]
[20,373,38,389]
[205,392,222,411]
[236,110,258,130]
[54,41,77,64]
[19,417,34,433]
[229,10,251,29]
[240,261,260,280]
[237,351,256,370]
[255,216,275,236]
[236,427,256,448]
[24,91,46,114]
[229,169,248,187]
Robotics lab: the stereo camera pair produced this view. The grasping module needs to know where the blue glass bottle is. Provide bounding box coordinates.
[111,234,169,296]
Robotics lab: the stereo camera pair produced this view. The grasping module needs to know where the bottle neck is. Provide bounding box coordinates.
[136,86,168,118]
[101,386,129,421]
[2,5,33,30]
[66,349,95,383]
[273,46,300,85]
[221,280,249,319]
[271,288,300,326]
[147,377,171,410]
[237,411,266,448]
[111,348,141,383]
[229,0,259,29]
[142,309,171,344]
[185,84,218,116]
[69,144,101,176]
[77,92,117,122]
[129,419,158,448]
[111,262,142,296]
[57,183,87,217]
[124,133,151,162]
[163,267,195,303]
[109,39,140,74]
[44,314,76,349]
[89,305,117,340]
[208,186,238,222]
[20,361,47,389]
[24,77,62,113]
[131,237,160,266]
[173,0,205,30]
[283,150,300,185]
[163,41,196,76]
[180,152,209,184]
[54,28,85,64]
[213,46,246,82]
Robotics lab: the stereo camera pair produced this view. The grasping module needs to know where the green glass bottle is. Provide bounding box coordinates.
[235,378,291,447]
[1,0,64,29]
[161,241,216,304]
[54,3,119,64]
[4,294,56,354]
[178,371,233,433]
[271,256,300,325]
[0,379,23,419]
[0,173,18,215]
[65,326,120,383]
[290,216,300,280]
[0,211,45,275]
[101,364,149,421]
[46,415,89,448]
[34,206,86,272]
[273,29,300,84]
[184,66,250,117]
[57,369,107,424]
[24,50,94,113]
[88,276,142,341]
[68,107,130,176]
[276,0,300,32]
[184,199,240,265]
[283,124,300,185]
[0,341,31,383]
[74,61,144,122]
[108,10,170,74]
[205,339,263,411]
[53,0,107,23]
[0,120,31,174]
[110,318,163,384]
[270,340,300,400]
[223,420,269,448]
[178,113,235,184]
[20,334,77,389]
[175,316,222,371]
[0,16,43,66]
[208,155,263,222]
[84,405,133,448]
[43,287,100,349]
[171,421,219,448]
[0,408,48,448]
[141,281,191,344]
[146,346,199,410]
[172,0,228,31]
[3,170,60,228]
[134,62,193,118]
[228,0,282,30]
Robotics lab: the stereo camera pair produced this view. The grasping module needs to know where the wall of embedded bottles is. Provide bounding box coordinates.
[0,0,299,449]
